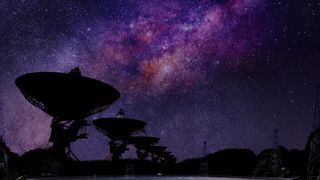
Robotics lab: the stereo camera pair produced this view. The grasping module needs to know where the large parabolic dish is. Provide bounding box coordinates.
[128,136,159,148]
[147,146,167,154]
[92,118,146,140]
[15,72,120,120]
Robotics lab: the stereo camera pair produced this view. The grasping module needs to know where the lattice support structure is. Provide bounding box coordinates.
[313,86,320,131]
[202,141,208,157]
[253,128,282,177]
[125,163,135,175]
[271,128,281,177]
[307,130,320,180]
[199,161,209,176]
[307,86,320,180]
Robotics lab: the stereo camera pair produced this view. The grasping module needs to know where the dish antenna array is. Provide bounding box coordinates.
[92,110,176,163]
[15,68,176,163]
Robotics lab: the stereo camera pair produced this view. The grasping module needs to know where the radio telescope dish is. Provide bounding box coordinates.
[15,71,120,120]
[128,136,160,160]
[128,136,159,148]
[92,118,146,140]
[92,117,147,161]
[15,68,120,159]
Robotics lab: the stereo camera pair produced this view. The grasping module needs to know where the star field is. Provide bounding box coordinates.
[0,0,320,160]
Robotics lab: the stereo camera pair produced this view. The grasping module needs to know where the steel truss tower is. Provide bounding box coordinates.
[307,86,320,180]
[271,128,281,177]
[253,128,281,177]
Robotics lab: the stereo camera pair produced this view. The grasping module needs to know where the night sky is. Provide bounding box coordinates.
[0,0,320,161]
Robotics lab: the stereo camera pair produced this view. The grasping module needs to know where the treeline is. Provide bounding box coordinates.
[1,146,306,179]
